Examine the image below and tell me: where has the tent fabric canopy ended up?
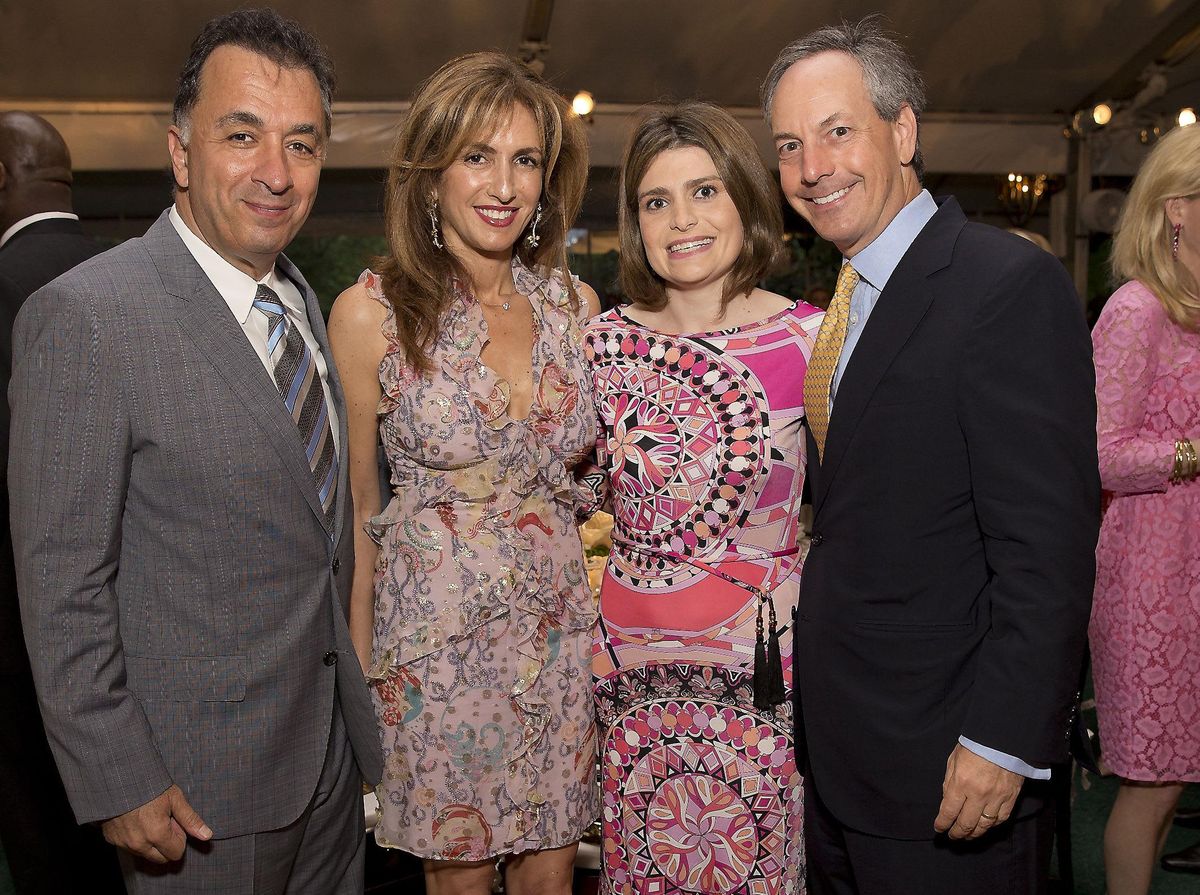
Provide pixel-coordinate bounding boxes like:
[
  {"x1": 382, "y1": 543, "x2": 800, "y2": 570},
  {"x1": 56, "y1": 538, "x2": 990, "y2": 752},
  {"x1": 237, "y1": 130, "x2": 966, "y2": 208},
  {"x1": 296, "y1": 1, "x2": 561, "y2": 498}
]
[{"x1": 2, "y1": 0, "x2": 1198, "y2": 176}]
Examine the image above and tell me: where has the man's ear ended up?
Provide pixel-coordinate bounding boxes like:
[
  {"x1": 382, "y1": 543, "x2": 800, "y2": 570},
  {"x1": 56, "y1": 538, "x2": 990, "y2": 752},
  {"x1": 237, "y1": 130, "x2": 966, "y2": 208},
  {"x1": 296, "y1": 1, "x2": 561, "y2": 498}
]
[
  {"x1": 167, "y1": 126, "x2": 189, "y2": 190},
  {"x1": 894, "y1": 103, "x2": 918, "y2": 168}
]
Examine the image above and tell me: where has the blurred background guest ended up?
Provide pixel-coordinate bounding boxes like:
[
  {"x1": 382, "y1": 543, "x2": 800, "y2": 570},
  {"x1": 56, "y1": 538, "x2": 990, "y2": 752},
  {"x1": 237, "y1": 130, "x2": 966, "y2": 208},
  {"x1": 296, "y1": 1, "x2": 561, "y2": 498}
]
[
  {"x1": 329, "y1": 51, "x2": 599, "y2": 895},
  {"x1": 584, "y1": 101, "x2": 822, "y2": 895},
  {"x1": 1006, "y1": 226, "x2": 1054, "y2": 254},
  {"x1": 1090, "y1": 122, "x2": 1200, "y2": 895},
  {"x1": 0, "y1": 110, "x2": 122, "y2": 895}
]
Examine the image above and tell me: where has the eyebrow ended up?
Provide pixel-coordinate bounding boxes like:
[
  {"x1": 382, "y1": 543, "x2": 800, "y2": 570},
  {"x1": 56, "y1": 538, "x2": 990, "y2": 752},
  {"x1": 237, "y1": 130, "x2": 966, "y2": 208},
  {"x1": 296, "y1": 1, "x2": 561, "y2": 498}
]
[
  {"x1": 216, "y1": 111, "x2": 264, "y2": 130},
  {"x1": 462, "y1": 142, "x2": 543, "y2": 156},
  {"x1": 290, "y1": 123, "x2": 323, "y2": 141},
  {"x1": 216, "y1": 112, "x2": 324, "y2": 141},
  {"x1": 773, "y1": 111, "x2": 848, "y2": 142},
  {"x1": 637, "y1": 174, "x2": 722, "y2": 201}
]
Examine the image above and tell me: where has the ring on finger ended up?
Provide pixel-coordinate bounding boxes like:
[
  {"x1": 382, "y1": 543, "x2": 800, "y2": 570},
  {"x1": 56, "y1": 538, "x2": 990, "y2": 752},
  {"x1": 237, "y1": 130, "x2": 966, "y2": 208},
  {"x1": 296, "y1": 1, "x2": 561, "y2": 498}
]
[{"x1": 979, "y1": 812, "x2": 997, "y2": 821}]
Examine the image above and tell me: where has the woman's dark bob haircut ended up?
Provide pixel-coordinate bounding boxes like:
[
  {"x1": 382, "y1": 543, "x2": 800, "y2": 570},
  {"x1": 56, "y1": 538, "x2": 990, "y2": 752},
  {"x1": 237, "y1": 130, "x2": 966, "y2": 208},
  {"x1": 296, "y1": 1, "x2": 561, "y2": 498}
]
[{"x1": 618, "y1": 101, "x2": 784, "y2": 311}]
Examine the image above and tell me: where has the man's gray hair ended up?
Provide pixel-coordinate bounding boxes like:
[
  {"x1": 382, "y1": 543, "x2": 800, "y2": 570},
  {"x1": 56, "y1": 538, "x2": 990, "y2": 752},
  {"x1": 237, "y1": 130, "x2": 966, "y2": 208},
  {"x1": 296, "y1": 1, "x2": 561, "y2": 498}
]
[{"x1": 761, "y1": 16, "x2": 926, "y2": 179}]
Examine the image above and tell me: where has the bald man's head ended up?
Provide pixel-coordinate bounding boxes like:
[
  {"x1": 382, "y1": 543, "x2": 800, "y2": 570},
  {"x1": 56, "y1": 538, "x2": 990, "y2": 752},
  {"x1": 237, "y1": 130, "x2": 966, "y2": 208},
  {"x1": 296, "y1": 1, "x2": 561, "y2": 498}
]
[{"x1": 0, "y1": 111, "x2": 76, "y2": 234}]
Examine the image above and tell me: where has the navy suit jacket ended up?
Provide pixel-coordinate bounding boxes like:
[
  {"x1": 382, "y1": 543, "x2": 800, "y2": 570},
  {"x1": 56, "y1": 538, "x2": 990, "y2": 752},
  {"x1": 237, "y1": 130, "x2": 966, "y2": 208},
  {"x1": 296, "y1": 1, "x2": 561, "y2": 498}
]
[{"x1": 794, "y1": 197, "x2": 1100, "y2": 839}]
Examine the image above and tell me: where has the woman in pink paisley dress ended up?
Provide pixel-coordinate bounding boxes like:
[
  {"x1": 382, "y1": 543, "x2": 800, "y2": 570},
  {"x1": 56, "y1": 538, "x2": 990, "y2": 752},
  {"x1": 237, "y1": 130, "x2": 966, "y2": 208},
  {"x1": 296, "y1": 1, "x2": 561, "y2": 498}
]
[
  {"x1": 1089, "y1": 123, "x2": 1200, "y2": 895},
  {"x1": 586, "y1": 102, "x2": 822, "y2": 895},
  {"x1": 329, "y1": 53, "x2": 600, "y2": 895}
]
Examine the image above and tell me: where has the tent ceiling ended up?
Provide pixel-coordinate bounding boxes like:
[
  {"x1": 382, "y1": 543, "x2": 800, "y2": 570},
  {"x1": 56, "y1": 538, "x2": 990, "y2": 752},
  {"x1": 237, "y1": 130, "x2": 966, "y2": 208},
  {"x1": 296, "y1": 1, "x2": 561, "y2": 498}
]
[{"x1": 2, "y1": 0, "x2": 1199, "y2": 175}]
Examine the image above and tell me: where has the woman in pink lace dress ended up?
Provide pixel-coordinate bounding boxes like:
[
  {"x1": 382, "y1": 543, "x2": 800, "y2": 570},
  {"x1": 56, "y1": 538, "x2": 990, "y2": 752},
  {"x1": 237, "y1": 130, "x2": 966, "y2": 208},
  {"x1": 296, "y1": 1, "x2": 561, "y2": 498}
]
[
  {"x1": 1090, "y1": 123, "x2": 1200, "y2": 895},
  {"x1": 329, "y1": 54, "x2": 600, "y2": 895}
]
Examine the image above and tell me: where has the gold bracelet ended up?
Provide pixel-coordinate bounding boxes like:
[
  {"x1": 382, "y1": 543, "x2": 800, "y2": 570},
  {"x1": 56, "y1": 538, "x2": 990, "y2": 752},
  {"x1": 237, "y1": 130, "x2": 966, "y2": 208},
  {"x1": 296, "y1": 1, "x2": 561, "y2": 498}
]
[
  {"x1": 1171, "y1": 440, "x2": 1188, "y2": 484},
  {"x1": 1171, "y1": 439, "x2": 1198, "y2": 483}
]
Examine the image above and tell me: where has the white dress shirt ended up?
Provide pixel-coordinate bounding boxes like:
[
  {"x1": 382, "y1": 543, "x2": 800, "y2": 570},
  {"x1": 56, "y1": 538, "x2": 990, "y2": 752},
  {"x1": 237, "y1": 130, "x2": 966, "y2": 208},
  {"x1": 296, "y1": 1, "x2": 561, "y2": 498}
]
[
  {"x1": 169, "y1": 206, "x2": 339, "y2": 454},
  {"x1": 0, "y1": 211, "x2": 80, "y2": 249}
]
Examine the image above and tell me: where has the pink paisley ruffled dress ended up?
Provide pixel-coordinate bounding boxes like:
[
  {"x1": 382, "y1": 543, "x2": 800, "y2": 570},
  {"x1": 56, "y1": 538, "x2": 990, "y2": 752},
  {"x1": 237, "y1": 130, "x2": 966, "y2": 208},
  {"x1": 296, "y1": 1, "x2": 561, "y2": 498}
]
[
  {"x1": 585, "y1": 301, "x2": 823, "y2": 895},
  {"x1": 1090, "y1": 279, "x2": 1200, "y2": 782},
  {"x1": 361, "y1": 259, "x2": 600, "y2": 860}
]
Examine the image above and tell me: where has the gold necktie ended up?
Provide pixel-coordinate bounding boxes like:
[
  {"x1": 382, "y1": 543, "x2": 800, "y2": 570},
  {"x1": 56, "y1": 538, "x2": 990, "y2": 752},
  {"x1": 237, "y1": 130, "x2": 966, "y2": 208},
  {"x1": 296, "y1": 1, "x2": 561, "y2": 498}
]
[{"x1": 804, "y1": 261, "x2": 860, "y2": 459}]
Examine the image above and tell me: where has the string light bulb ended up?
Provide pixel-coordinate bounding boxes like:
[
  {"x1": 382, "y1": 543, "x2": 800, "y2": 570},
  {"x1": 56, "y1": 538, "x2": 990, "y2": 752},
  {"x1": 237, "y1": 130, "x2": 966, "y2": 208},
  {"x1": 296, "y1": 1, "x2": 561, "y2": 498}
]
[
  {"x1": 572, "y1": 90, "x2": 595, "y2": 118},
  {"x1": 1092, "y1": 103, "x2": 1113, "y2": 126},
  {"x1": 1178, "y1": 107, "x2": 1197, "y2": 127}
]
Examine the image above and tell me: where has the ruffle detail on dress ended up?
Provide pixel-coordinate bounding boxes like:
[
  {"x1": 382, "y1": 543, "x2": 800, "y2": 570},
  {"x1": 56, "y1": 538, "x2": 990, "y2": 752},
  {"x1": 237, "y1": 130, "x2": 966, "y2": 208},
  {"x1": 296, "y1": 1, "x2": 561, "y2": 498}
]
[
  {"x1": 364, "y1": 444, "x2": 596, "y2": 681},
  {"x1": 358, "y1": 269, "x2": 418, "y2": 419}
]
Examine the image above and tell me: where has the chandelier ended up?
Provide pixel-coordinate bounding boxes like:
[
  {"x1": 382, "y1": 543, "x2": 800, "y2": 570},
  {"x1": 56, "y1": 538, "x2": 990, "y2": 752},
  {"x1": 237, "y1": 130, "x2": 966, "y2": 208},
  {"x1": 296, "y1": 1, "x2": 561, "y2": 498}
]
[{"x1": 998, "y1": 173, "x2": 1049, "y2": 226}]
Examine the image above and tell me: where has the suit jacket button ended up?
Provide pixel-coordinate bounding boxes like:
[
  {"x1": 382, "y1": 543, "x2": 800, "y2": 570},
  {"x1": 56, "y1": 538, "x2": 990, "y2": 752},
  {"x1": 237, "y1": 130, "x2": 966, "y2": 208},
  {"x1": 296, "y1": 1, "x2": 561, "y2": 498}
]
[
  {"x1": 332, "y1": 557, "x2": 341, "y2": 574},
  {"x1": 323, "y1": 650, "x2": 338, "y2": 666},
  {"x1": 810, "y1": 533, "x2": 824, "y2": 547}
]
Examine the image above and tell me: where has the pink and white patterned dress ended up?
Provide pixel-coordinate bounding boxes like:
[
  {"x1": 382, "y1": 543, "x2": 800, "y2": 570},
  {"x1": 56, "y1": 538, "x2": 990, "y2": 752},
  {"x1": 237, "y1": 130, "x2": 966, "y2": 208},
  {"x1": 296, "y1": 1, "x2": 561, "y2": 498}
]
[
  {"x1": 362, "y1": 259, "x2": 601, "y2": 859},
  {"x1": 1090, "y1": 279, "x2": 1200, "y2": 782},
  {"x1": 585, "y1": 301, "x2": 822, "y2": 895}
]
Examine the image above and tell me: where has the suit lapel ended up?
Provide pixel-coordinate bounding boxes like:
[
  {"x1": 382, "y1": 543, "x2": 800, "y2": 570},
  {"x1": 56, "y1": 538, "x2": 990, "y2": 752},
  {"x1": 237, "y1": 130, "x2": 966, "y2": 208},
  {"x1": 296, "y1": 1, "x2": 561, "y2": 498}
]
[
  {"x1": 814, "y1": 198, "x2": 966, "y2": 512},
  {"x1": 144, "y1": 213, "x2": 330, "y2": 532}
]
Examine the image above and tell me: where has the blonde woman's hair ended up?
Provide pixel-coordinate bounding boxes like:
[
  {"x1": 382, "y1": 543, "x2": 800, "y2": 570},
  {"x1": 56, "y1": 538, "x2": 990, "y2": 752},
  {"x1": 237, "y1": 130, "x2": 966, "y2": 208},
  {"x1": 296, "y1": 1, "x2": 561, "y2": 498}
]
[
  {"x1": 375, "y1": 51, "x2": 588, "y2": 372},
  {"x1": 1111, "y1": 124, "x2": 1200, "y2": 329}
]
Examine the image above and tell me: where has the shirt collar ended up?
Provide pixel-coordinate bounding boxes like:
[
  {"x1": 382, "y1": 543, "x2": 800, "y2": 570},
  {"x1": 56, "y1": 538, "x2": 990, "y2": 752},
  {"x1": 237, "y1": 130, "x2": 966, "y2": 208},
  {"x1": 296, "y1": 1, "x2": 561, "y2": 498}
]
[
  {"x1": 0, "y1": 212, "x2": 80, "y2": 250},
  {"x1": 169, "y1": 205, "x2": 284, "y2": 323},
  {"x1": 846, "y1": 190, "x2": 937, "y2": 291}
]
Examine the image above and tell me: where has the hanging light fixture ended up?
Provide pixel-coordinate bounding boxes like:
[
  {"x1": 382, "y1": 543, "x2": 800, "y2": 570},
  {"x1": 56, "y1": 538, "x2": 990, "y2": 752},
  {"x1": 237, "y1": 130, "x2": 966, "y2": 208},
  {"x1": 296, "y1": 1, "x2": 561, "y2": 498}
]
[
  {"x1": 572, "y1": 90, "x2": 595, "y2": 120},
  {"x1": 998, "y1": 173, "x2": 1050, "y2": 226}
]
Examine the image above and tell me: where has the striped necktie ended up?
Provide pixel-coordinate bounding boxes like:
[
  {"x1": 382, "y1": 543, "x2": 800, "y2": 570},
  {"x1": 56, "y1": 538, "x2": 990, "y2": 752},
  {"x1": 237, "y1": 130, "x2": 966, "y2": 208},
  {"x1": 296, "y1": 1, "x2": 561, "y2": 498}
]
[
  {"x1": 803, "y1": 261, "x2": 860, "y2": 460},
  {"x1": 252, "y1": 284, "x2": 338, "y2": 524}
]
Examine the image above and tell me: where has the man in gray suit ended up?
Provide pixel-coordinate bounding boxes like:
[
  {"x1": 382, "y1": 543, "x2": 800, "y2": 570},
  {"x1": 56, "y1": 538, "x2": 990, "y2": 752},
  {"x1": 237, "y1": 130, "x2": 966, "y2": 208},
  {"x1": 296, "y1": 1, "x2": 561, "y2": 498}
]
[{"x1": 8, "y1": 9, "x2": 382, "y2": 893}]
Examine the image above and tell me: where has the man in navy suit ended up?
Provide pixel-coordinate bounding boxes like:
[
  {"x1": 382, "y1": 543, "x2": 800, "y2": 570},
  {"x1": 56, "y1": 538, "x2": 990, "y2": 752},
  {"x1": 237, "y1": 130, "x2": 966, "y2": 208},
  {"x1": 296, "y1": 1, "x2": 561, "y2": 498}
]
[
  {"x1": 0, "y1": 110, "x2": 123, "y2": 895},
  {"x1": 762, "y1": 19, "x2": 1099, "y2": 894}
]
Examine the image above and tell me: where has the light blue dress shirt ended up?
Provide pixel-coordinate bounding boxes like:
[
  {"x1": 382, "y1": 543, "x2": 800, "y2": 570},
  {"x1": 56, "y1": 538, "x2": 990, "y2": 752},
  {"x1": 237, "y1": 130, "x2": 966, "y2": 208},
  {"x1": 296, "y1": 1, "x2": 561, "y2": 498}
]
[{"x1": 831, "y1": 189, "x2": 1050, "y2": 781}]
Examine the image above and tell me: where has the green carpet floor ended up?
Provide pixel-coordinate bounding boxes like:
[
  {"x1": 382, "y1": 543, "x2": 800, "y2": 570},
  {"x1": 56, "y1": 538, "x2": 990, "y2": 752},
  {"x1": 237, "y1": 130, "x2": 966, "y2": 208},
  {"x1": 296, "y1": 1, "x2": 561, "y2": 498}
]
[{"x1": 1066, "y1": 772, "x2": 1200, "y2": 894}]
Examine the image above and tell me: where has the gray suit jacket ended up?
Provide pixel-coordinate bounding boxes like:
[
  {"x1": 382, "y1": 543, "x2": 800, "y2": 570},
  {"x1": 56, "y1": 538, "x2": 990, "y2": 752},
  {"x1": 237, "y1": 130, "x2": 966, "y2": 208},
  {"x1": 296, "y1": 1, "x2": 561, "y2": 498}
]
[{"x1": 8, "y1": 211, "x2": 383, "y2": 836}]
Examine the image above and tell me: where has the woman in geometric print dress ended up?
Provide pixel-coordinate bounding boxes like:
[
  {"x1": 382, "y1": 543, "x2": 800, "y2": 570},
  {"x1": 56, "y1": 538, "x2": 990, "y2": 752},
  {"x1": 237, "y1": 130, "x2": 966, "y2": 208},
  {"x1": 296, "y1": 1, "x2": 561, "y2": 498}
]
[
  {"x1": 329, "y1": 52, "x2": 600, "y2": 895},
  {"x1": 585, "y1": 102, "x2": 823, "y2": 895}
]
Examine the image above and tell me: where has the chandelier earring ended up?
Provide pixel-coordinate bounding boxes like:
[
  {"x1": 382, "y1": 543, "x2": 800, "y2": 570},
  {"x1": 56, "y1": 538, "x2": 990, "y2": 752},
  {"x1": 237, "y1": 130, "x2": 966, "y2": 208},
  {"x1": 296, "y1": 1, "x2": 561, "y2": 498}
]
[
  {"x1": 525, "y1": 202, "x2": 543, "y2": 250},
  {"x1": 429, "y1": 198, "x2": 444, "y2": 250},
  {"x1": 1173, "y1": 222, "x2": 1182, "y2": 261}
]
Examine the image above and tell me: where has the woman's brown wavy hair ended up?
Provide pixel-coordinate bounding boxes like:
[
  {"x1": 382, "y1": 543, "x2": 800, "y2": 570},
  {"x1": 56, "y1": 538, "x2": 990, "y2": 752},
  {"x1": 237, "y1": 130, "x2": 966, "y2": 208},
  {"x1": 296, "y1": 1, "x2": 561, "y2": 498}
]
[{"x1": 375, "y1": 51, "x2": 589, "y2": 371}]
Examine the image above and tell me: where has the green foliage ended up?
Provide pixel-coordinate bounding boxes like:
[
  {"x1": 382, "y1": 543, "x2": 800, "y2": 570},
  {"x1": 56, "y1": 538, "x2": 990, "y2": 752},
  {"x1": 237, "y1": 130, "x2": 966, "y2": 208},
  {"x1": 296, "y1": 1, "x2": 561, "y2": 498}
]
[
  {"x1": 763, "y1": 233, "x2": 842, "y2": 301},
  {"x1": 569, "y1": 249, "x2": 623, "y2": 306},
  {"x1": 284, "y1": 234, "x2": 389, "y2": 318},
  {"x1": 1085, "y1": 236, "x2": 1114, "y2": 327}
]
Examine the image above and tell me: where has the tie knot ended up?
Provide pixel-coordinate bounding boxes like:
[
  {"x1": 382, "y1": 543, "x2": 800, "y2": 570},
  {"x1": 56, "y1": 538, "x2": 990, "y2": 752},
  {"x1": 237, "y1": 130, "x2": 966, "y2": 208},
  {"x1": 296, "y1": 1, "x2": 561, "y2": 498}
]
[
  {"x1": 252, "y1": 283, "x2": 285, "y2": 318},
  {"x1": 835, "y1": 261, "x2": 860, "y2": 300}
]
